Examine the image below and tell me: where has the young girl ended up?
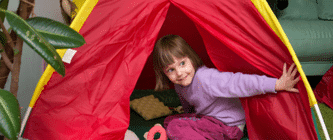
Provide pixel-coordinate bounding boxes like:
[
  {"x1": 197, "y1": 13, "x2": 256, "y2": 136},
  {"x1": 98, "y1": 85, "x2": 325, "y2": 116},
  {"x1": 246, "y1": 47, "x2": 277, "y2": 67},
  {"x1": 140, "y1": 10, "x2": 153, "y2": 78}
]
[{"x1": 152, "y1": 35, "x2": 300, "y2": 140}]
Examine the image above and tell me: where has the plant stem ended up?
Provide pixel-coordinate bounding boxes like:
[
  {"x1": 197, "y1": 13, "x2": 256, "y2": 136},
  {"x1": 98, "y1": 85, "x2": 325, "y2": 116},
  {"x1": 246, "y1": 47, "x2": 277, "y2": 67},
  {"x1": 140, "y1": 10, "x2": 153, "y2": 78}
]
[
  {"x1": 0, "y1": 43, "x2": 13, "y2": 71},
  {"x1": 0, "y1": 36, "x2": 14, "y2": 89},
  {"x1": 0, "y1": 18, "x2": 14, "y2": 71},
  {"x1": 9, "y1": 38, "x2": 23, "y2": 97},
  {"x1": 8, "y1": 0, "x2": 35, "y2": 97},
  {"x1": 0, "y1": 19, "x2": 16, "y2": 50}
]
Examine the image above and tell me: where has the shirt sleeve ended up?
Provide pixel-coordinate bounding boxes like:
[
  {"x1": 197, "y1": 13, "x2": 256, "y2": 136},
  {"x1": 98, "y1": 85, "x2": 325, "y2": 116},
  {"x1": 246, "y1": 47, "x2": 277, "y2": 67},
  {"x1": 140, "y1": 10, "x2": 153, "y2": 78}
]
[{"x1": 197, "y1": 68, "x2": 277, "y2": 98}]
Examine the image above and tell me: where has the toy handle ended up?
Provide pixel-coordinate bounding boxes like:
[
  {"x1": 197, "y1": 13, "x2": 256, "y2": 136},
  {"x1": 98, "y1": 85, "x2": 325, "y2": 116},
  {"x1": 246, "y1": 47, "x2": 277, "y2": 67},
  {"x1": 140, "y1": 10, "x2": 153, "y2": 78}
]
[{"x1": 147, "y1": 125, "x2": 167, "y2": 140}]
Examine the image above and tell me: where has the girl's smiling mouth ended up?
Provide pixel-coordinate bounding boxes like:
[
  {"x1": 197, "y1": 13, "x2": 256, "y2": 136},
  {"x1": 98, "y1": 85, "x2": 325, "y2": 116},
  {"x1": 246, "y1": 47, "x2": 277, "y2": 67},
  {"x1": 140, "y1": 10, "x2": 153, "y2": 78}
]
[{"x1": 177, "y1": 75, "x2": 187, "y2": 82}]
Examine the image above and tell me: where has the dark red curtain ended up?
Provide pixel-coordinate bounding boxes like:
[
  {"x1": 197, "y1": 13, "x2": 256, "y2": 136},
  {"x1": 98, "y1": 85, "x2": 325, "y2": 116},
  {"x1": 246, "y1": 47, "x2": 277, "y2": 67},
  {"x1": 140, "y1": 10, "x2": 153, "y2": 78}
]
[{"x1": 24, "y1": 0, "x2": 318, "y2": 139}]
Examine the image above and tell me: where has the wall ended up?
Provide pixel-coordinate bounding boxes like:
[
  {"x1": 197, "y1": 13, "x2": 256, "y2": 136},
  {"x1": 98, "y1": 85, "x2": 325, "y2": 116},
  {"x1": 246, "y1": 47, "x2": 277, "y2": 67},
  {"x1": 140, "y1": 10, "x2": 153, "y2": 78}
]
[{"x1": 4, "y1": 0, "x2": 65, "y2": 118}]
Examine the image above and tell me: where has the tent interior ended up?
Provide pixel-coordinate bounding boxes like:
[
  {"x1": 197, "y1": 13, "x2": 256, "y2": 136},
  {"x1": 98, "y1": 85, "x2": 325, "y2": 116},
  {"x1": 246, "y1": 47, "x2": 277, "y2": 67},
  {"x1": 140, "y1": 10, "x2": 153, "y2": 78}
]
[
  {"x1": 130, "y1": 4, "x2": 217, "y2": 139},
  {"x1": 135, "y1": 4, "x2": 265, "y2": 90},
  {"x1": 135, "y1": 4, "x2": 214, "y2": 90},
  {"x1": 132, "y1": 3, "x2": 270, "y2": 140}
]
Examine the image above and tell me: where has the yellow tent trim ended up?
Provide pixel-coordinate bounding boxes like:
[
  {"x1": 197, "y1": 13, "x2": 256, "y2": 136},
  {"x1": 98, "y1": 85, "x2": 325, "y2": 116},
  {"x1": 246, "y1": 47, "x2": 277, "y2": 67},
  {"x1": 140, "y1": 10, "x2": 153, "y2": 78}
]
[
  {"x1": 251, "y1": 0, "x2": 318, "y2": 107},
  {"x1": 72, "y1": 0, "x2": 87, "y2": 18},
  {"x1": 28, "y1": 0, "x2": 99, "y2": 108}
]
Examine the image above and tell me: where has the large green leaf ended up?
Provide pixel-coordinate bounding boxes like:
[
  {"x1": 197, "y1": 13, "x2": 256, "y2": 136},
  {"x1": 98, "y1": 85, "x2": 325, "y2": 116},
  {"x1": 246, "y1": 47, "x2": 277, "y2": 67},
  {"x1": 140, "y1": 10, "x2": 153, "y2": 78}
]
[
  {"x1": 0, "y1": 0, "x2": 9, "y2": 23},
  {"x1": 26, "y1": 17, "x2": 85, "y2": 49},
  {"x1": 0, "y1": 89, "x2": 21, "y2": 140},
  {"x1": 4, "y1": 10, "x2": 65, "y2": 76}
]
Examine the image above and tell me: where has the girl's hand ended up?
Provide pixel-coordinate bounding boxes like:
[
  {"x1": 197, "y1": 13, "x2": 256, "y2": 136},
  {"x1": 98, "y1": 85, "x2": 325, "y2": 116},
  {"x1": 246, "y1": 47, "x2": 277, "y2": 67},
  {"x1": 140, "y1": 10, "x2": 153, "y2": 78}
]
[{"x1": 275, "y1": 63, "x2": 300, "y2": 92}]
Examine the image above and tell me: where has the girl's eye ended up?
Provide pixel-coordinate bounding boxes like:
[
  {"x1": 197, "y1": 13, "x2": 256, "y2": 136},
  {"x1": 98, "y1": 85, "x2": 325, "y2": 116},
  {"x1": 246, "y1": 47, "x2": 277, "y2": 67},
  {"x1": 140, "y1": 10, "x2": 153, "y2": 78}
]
[
  {"x1": 180, "y1": 61, "x2": 185, "y2": 66},
  {"x1": 167, "y1": 68, "x2": 174, "y2": 73}
]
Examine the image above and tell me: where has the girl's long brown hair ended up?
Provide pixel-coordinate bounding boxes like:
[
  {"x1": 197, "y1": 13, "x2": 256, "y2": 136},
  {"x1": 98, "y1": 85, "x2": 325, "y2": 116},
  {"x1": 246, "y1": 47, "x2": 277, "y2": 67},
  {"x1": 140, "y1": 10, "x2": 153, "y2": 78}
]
[{"x1": 153, "y1": 35, "x2": 204, "y2": 91}]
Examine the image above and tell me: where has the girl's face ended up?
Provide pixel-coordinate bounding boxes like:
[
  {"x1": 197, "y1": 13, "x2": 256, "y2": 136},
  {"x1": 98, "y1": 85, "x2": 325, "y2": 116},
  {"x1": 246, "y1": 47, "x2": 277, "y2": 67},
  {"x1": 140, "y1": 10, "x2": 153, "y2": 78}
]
[{"x1": 164, "y1": 56, "x2": 195, "y2": 86}]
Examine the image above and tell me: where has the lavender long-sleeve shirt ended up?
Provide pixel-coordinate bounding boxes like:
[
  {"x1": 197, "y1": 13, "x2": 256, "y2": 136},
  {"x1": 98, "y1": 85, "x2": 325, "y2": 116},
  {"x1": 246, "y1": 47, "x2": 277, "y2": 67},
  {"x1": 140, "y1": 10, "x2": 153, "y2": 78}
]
[{"x1": 174, "y1": 66, "x2": 277, "y2": 126}]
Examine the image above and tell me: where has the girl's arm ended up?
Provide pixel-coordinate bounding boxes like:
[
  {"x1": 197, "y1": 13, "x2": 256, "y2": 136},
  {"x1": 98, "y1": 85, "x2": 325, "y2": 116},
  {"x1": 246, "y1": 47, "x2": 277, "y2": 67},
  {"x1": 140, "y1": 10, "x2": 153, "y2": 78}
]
[
  {"x1": 199, "y1": 69, "x2": 276, "y2": 98},
  {"x1": 197, "y1": 64, "x2": 299, "y2": 98}
]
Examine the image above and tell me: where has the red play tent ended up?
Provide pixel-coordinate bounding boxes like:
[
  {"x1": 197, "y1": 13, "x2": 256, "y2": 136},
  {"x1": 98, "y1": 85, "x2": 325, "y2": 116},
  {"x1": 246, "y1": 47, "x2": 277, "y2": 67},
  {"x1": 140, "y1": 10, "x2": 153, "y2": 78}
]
[{"x1": 22, "y1": 0, "x2": 320, "y2": 139}]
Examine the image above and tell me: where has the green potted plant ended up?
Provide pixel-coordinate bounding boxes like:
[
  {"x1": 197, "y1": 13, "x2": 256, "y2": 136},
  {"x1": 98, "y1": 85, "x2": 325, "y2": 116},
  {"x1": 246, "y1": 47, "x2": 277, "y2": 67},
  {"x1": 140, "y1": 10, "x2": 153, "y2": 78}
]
[{"x1": 0, "y1": 0, "x2": 85, "y2": 139}]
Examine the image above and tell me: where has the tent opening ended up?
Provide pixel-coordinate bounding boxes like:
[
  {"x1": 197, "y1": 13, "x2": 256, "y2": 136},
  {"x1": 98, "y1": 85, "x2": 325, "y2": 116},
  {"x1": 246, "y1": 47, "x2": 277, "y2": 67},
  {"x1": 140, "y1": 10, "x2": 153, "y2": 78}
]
[
  {"x1": 134, "y1": 4, "x2": 215, "y2": 90},
  {"x1": 135, "y1": 3, "x2": 268, "y2": 90}
]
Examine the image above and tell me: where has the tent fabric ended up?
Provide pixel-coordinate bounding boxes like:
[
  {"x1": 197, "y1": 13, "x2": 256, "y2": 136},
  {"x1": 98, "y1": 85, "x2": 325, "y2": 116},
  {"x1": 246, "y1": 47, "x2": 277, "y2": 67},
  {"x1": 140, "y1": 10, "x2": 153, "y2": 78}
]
[
  {"x1": 23, "y1": 0, "x2": 318, "y2": 139},
  {"x1": 314, "y1": 66, "x2": 333, "y2": 109}
]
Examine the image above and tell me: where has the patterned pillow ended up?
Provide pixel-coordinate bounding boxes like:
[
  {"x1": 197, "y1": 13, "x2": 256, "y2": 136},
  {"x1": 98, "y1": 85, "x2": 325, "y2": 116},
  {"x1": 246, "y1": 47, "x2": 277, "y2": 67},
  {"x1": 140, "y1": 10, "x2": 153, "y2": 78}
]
[
  {"x1": 317, "y1": 0, "x2": 333, "y2": 20},
  {"x1": 130, "y1": 95, "x2": 172, "y2": 120}
]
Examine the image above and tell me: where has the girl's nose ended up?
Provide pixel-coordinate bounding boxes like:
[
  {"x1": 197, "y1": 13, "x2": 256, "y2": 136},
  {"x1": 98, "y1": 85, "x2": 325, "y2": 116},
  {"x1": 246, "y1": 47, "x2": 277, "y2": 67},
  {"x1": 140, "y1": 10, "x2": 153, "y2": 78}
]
[{"x1": 175, "y1": 68, "x2": 182, "y2": 76}]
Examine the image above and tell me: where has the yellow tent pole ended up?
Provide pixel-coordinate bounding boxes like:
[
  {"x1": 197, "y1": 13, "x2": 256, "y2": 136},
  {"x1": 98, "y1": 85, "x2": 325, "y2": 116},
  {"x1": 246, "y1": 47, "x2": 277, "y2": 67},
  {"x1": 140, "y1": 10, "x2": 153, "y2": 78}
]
[
  {"x1": 19, "y1": 0, "x2": 99, "y2": 137},
  {"x1": 251, "y1": 0, "x2": 330, "y2": 139}
]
